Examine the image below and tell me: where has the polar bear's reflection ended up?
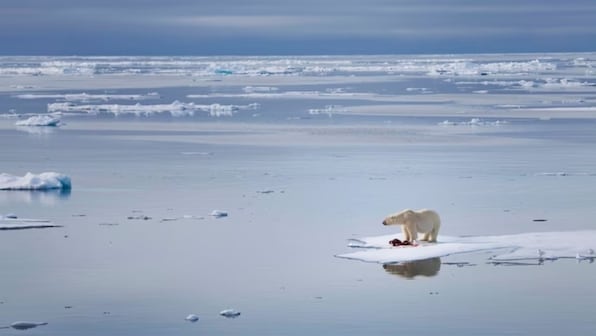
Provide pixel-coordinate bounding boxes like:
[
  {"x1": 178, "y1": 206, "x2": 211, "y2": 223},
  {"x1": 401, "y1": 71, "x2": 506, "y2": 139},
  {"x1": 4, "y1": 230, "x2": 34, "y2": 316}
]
[{"x1": 382, "y1": 258, "x2": 441, "y2": 279}]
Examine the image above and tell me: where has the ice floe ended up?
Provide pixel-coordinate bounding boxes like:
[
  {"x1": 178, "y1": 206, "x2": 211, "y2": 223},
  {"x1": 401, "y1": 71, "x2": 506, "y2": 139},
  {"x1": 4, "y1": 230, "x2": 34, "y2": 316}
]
[
  {"x1": 336, "y1": 231, "x2": 596, "y2": 264},
  {"x1": 219, "y1": 309, "x2": 241, "y2": 318},
  {"x1": 535, "y1": 172, "x2": 595, "y2": 177},
  {"x1": 211, "y1": 210, "x2": 228, "y2": 218},
  {"x1": 16, "y1": 92, "x2": 160, "y2": 102},
  {"x1": 160, "y1": 215, "x2": 204, "y2": 222},
  {"x1": 438, "y1": 118, "x2": 508, "y2": 126},
  {"x1": 2, "y1": 321, "x2": 48, "y2": 330},
  {"x1": 185, "y1": 314, "x2": 199, "y2": 322},
  {"x1": 243, "y1": 86, "x2": 279, "y2": 93},
  {"x1": 308, "y1": 105, "x2": 348, "y2": 116},
  {"x1": 47, "y1": 101, "x2": 259, "y2": 117},
  {"x1": 0, "y1": 172, "x2": 72, "y2": 190},
  {"x1": 15, "y1": 115, "x2": 61, "y2": 127},
  {"x1": 0, "y1": 214, "x2": 60, "y2": 230}
]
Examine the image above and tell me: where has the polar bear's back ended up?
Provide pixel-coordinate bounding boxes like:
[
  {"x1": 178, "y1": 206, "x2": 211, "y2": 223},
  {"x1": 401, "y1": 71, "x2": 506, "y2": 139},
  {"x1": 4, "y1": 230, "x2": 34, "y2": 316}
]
[{"x1": 414, "y1": 209, "x2": 441, "y2": 233}]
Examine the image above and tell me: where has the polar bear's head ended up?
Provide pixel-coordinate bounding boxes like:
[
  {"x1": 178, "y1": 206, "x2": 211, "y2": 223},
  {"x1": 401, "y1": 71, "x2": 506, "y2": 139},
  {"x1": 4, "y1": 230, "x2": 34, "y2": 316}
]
[{"x1": 382, "y1": 209, "x2": 414, "y2": 226}]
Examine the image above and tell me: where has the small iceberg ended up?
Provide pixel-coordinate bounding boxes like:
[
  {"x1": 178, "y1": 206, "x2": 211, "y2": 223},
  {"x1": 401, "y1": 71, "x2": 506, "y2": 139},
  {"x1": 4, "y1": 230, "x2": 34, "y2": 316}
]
[
  {"x1": 15, "y1": 115, "x2": 61, "y2": 127},
  {"x1": 219, "y1": 309, "x2": 241, "y2": 318},
  {"x1": 185, "y1": 314, "x2": 199, "y2": 322},
  {"x1": 0, "y1": 172, "x2": 72, "y2": 190},
  {"x1": 211, "y1": 210, "x2": 228, "y2": 218}
]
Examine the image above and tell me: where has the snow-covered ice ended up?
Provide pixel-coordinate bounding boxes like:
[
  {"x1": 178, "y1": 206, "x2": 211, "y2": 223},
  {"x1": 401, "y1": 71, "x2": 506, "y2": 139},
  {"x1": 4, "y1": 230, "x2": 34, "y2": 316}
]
[
  {"x1": 336, "y1": 231, "x2": 596, "y2": 264},
  {"x1": 185, "y1": 314, "x2": 199, "y2": 322},
  {"x1": 16, "y1": 92, "x2": 159, "y2": 102},
  {"x1": 47, "y1": 101, "x2": 259, "y2": 117},
  {"x1": 15, "y1": 115, "x2": 61, "y2": 127},
  {"x1": 0, "y1": 172, "x2": 72, "y2": 190},
  {"x1": 211, "y1": 210, "x2": 228, "y2": 218},
  {"x1": 0, "y1": 214, "x2": 59, "y2": 230},
  {"x1": 438, "y1": 118, "x2": 508, "y2": 126}
]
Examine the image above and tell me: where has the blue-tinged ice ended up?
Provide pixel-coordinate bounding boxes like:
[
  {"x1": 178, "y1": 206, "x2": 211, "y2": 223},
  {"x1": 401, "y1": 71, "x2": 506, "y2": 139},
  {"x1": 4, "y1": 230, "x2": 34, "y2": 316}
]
[{"x1": 0, "y1": 172, "x2": 72, "y2": 190}]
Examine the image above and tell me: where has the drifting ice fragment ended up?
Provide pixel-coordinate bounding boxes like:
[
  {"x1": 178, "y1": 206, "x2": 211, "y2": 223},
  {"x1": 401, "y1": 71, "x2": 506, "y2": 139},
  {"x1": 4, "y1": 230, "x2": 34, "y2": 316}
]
[
  {"x1": 185, "y1": 314, "x2": 199, "y2": 322},
  {"x1": 211, "y1": 210, "x2": 228, "y2": 218},
  {"x1": 9, "y1": 321, "x2": 48, "y2": 330},
  {"x1": 219, "y1": 309, "x2": 241, "y2": 318},
  {"x1": 0, "y1": 172, "x2": 71, "y2": 190},
  {"x1": 15, "y1": 115, "x2": 61, "y2": 127}
]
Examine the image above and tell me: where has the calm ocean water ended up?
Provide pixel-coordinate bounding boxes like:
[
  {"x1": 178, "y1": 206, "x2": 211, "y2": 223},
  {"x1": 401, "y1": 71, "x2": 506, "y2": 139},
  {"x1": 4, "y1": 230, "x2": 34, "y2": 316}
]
[{"x1": 1, "y1": 54, "x2": 596, "y2": 335}]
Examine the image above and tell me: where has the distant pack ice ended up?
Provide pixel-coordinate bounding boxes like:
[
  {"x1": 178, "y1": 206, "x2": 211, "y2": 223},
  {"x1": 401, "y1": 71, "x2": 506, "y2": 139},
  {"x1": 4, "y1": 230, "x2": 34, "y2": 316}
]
[{"x1": 0, "y1": 172, "x2": 72, "y2": 190}]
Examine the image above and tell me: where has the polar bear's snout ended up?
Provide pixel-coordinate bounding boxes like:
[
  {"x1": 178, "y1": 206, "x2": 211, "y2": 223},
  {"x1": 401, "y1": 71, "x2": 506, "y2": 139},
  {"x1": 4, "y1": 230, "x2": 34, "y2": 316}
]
[{"x1": 382, "y1": 219, "x2": 388, "y2": 225}]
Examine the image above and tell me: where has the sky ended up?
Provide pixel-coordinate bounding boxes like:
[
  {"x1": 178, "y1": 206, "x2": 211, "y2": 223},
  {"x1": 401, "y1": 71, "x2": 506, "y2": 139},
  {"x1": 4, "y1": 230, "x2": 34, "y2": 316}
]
[{"x1": 1, "y1": 0, "x2": 595, "y2": 55}]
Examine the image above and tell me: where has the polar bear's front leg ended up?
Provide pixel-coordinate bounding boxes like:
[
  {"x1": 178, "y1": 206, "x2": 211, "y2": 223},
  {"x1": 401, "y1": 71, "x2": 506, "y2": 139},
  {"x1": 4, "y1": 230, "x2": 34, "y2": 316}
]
[
  {"x1": 404, "y1": 223, "x2": 417, "y2": 242},
  {"x1": 401, "y1": 225, "x2": 411, "y2": 241}
]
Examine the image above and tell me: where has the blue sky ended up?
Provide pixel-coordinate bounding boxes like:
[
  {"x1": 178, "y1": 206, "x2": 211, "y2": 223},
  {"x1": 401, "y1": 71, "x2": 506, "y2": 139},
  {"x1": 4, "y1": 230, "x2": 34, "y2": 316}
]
[{"x1": 1, "y1": 0, "x2": 595, "y2": 55}]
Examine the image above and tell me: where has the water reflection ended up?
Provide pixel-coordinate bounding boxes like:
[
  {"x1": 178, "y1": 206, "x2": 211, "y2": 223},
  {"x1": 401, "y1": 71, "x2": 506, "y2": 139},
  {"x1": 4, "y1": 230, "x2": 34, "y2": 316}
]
[
  {"x1": 15, "y1": 125, "x2": 57, "y2": 135},
  {"x1": 382, "y1": 257, "x2": 441, "y2": 279},
  {"x1": 0, "y1": 189, "x2": 71, "y2": 205}
]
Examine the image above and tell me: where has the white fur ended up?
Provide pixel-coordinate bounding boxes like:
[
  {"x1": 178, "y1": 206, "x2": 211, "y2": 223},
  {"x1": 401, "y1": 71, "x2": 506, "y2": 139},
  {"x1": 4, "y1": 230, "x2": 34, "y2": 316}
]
[{"x1": 383, "y1": 209, "x2": 441, "y2": 242}]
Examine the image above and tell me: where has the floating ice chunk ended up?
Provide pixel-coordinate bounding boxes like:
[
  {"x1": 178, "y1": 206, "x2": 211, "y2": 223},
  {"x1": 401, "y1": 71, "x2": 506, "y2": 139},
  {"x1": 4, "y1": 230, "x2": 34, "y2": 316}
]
[
  {"x1": 8, "y1": 321, "x2": 48, "y2": 330},
  {"x1": 406, "y1": 87, "x2": 431, "y2": 93},
  {"x1": 15, "y1": 92, "x2": 160, "y2": 102},
  {"x1": 536, "y1": 172, "x2": 568, "y2": 176},
  {"x1": 0, "y1": 172, "x2": 72, "y2": 190},
  {"x1": 15, "y1": 115, "x2": 61, "y2": 127},
  {"x1": 219, "y1": 309, "x2": 241, "y2": 318},
  {"x1": 185, "y1": 314, "x2": 199, "y2": 322},
  {"x1": 0, "y1": 218, "x2": 60, "y2": 230},
  {"x1": 1, "y1": 213, "x2": 58, "y2": 230},
  {"x1": 308, "y1": 105, "x2": 347, "y2": 116},
  {"x1": 47, "y1": 101, "x2": 259, "y2": 118},
  {"x1": 211, "y1": 210, "x2": 228, "y2": 218},
  {"x1": 243, "y1": 86, "x2": 279, "y2": 93},
  {"x1": 180, "y1": 152, "x2": 213, "y2": 156},
  {"x1": 337, "y1": 231, "x2": 596, "y2": 264},
  {"x1": 542, "y1": 78, "x2": 594, "y2": 89},
  {"x1": 160, "y1": 215, "x2": 204, "y2": 222},
  {"x1": 438, "y1": 118, "x2": 508, "y2": 126},
  {"x1": 535, "y1": 172, "x2": 595, "y2": 177}
]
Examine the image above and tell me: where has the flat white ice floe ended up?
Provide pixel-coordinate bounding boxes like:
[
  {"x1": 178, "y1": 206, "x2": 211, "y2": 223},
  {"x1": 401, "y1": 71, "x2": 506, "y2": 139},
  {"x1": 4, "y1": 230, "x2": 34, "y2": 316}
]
[
  {"x1": 438, "y1": 118, "x2": 508, "y2": 126},
  {"x1": 15, "y1": 115, "x2": 61, "y2": 127},
  {"x1": 219, "y1": 309, "x2": 241, "y2": 318},
  {"x1": 0, "y1": 215, "x2": 60, "y2": 230},
  {"x1": 0, "y1": 172, "x2": 71, "y2": 190},
  {"x1": 337, "y1": 231, "x2": 596, "y2": 264},
  {"x1": 47, "y1": 101, "x2": 259, "y2": 117},
  {"x1": 16, "y1": 92, "x2": 159, "y2": 102}
]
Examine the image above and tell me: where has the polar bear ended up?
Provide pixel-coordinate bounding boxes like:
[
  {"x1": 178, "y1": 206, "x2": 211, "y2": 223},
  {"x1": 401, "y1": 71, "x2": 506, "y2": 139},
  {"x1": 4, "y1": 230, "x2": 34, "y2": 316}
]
[{"x1": 382, "y1": 209, "x2": 441, "y2": 242}]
